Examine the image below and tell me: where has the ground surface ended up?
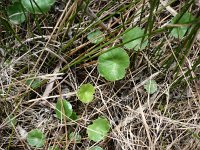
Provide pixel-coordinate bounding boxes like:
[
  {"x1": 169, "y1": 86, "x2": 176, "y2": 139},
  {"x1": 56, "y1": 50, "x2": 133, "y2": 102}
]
[{"x1": 0, "y1": 0, "x2": 200, "y2": 150}]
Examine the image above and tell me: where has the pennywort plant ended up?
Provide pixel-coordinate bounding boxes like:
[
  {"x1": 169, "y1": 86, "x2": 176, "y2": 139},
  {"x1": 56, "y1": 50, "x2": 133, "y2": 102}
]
[
  {"x1": 26, "y1": 78, "x2": 41, "y2": 89},
  {"x1": 170, "y1": 12, "x2": 195, "y2": 39},
  {"x1": 97, "y1": 48, "x2": 130, "y2": 81},
  {"x1": 7, "y1": 2, "x2": 27, "y2": 24},
  {"x1": 144, "y1": 79, "x2": 158, "y2": 94},
  {"x1": 87, "y1": 117, "x2": 110, "y2": 142},
  {"x1": 6, "y1": 115, "x2": 17, "y2": 127},
  {"x1": 55, "y1": 98, "x2": 73, "y2": 120},
  {"x1": 52, "y1": 84, "x2": 110, "y2": 145},
  {"x1": 77, "y1": 83, "x2": 95, "y2": 103},
  {"x1": 122, "y1": 27, "x2": 148, "y2": 51},
  {"x1": 21, "y1": 0, "x2": 56, "y2": 14},
  {"x1": 87, "y1": 30, "x2": 105, "y2": 44},
  {"x1": 86, "y1": 26, "x2": 148, "y2": 82},
  {"x1": 7, "y1": 0, "x2": 56, "y2": 24},
  {"x1": 27, "y1": 129, "x2": 46, "y2": 148}
]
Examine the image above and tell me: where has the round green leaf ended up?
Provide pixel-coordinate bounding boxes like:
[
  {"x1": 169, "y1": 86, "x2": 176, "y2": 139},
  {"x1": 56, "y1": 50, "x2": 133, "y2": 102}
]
[
  {"x1": 70, "y1": 112, "x2": 78, "y2": 120},
  {"x1": 88, "y1": 146, "x2": 103, "y2": 150},
  {"x1": 144, "y1": 80, "x2": 157, "y2": 94},
  {"x1": 26, "y1": 78, "x2": 41, "y2": 89},
  {"x1": 21, "y1": 0, "x2": 56, "y2": 14},
  {"x1": 6, "y1": 115, "x2": 17, "y2": 127},
  {"x1": 55, "y1": 98, "x2": 73, "y2": 120},
  {"x1": 27, "y1": 129, "x2": 45, "y2": 148},
  {"x1": 97, "y1": 48, "x2": 130, "y2": 81},
  {"x1": 122, "y1": 27, "x2": 148, "y2": 51},
  {"x1": 77, "y1": 84, "x2": 95, "y2": 103},
  {"x1": 69, "y1": 132, "x2": 81, "y2": 143},
  {"x1": 87, "y1": 117, "x2": 110, "y2": 142},
  {"x1": 7, "y1": 2, "x2": 26, "y2": 24},
  {"x1": 87, "y1": 30, "x2": 104, "y2": 44},
  {"x1": 170, "y1": 12, "x2": 194, "y2": 39}
]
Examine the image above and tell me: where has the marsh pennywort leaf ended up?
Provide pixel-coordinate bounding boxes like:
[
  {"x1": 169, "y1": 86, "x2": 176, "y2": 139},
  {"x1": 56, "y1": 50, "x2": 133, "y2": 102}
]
[
  {"x1": 70, "y1": 112, "x2": 78, "y2": 120},
  {"x1": 97, "y1": 48, "x2": 130, "y2": 81},
  {"x1": 77, "y1": 84, "x2": 95, "y2": 103},
  {"x1": 21, "y1": 0, "x2": 56, "y2": 14},
  {"x1": 69, "y1": 132, "x2": 81, "y2": 143},
  {"x1": 27, "y1": 129, "x2": 45, "y2": 148},
  {"x1": 87, "y1": 117, "x2": 110, "y2": 142},
  {"x1": 88, "y1": 146, "x2": 103, "y2": 150},
  {"x1": 6, "y1": 115, "x2": 17, "y2": 127},
  {"x1": 87, "y1": 30, "x2": 104, "y2": 44},
  {"x1": 122, "y1": 27, "x2": 148, "y2": 51},
  {"x1": 144, "y1": 79, "x2": 157, "y2": 94},
  {"x1": 170, "y1": 12, "x2": 194, "y2": 39},
  {"x1": 55, "y1": 98, "x2": 73, "y2": 120},
  {"x1": 7, "y1": 2, "x2": 26, "y2": 24},
  {"x1": 26, "y1": 78, "x2": 41, "y2": 89}
]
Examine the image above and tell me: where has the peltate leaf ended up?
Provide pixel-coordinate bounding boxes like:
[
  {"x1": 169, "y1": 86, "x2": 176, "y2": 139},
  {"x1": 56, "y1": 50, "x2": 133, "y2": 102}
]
[
  {"x1": 87, "y1": 117, "x2": 110, "y2": 142},
  {"x1": 97, "y1": 48, "x2": 130, "y2": 81},
  {"x1": 7, "y1": 2, "x2": 27, "y2": 24},
  {"x1": 144, "y1": 79, "x2": 158, "y2": 94},
  {"x1": 170, "y1": 12, "x2": 195, "y2": 39},
  {"x1": 21, "y1": 0, "x2": 56, "y2": 14},
  {"x1": 77, "y1": 84, "x2": 95, "y2": 103},
  {"x1": 55, "y1": 98, "x2": 73, "y2": 120},
  {"x1": 6, "y1": 115, "x2": 17, "y2": 127},
  {"x1": 27, "y1": 129, "x2": 45, "y2": 148},
  {"x1": 26, "y1": 78, "x2": 41, "y2": 89},
  {"x1": 87, "y1": 30, "x2": 104, "y2": 44},
  {"x1": 122, "y1": 27, "x2": 148, "y2": 51}
]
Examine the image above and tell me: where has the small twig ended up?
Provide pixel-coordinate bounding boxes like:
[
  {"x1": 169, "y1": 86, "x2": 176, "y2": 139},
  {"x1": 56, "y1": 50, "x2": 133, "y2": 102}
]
[
  {"x1": 25, "y1": 92, "x2": 76, "y2": 104},
  {"x1": 41, "y1": 61, "x2": 62, "y2": 107},
  {"x1": 86, "y1": 7, "x2": 112, "y2": 33},
  {"x1": 160, "y1": 0, "x2": 177, "y2": 16}
]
